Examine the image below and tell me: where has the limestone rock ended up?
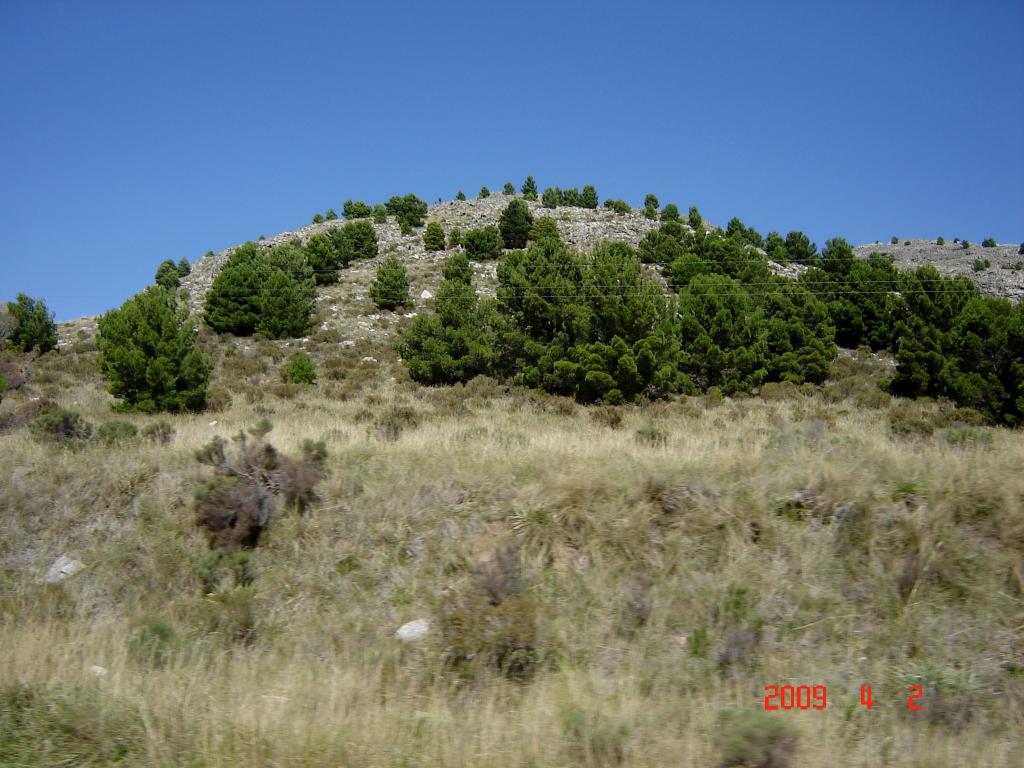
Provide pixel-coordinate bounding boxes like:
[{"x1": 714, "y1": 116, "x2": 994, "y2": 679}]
[
  {"x1": 395, "y1": 618, "x2": 430, "y2": 641},
  {"x1": 44, "y1": 555, "x2": 84, "y2": 583}
]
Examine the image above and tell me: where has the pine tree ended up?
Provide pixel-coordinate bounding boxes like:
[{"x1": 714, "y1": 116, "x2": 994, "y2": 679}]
[
  {"x1": 479, "y1": 186, "x2": 490, "y2": 199},
  {"x1": 5, "y1": 294, "x2": 57, "y2": 353},
  {"x1": 456, "y1": 190, "x2": 466, "y2": 201},
  {"x1": 97, "y1": 287, "x2": 212, "y2": 412},
  {"x1": 660, "y1": 203, "x2": 680, "y2": 222},
  {"x1": 370, "y1": 254, "x2": 411, "y2": 310},
  {"x1": 503, "y1": 181, "x2": 515, "y2": 195},
  {"x1": 541, "y1": 188, "x2": 559, "y2": 209},
  {"x1": 447, "y1": 227, "x2": 463, "y2": 248},
  {"x1": 521, "y1": 176, "x2": 538, "y2": 201},
  {"x1": 499, "y1": 199, "x2": 534, "y2": 249},
  {"x1": 423, "y1": 221, "x2": 446, "y2": 251},
  {"x1": 442, "y1": 251, "x2": 474, "y2": 284},
  {"x1": 643, "y1": 194, "x2": 659, "y2": 219},
  {"x1": 204, "y1": 242, "x2": 266, "y2": 335},
  {"x1": 155, "y1": 259, "x2": 182, "y2": 290},
  {"x1": 463, "y1": 226, "x2": 504, "y2": 260},
  {"x1": 581, "y1": 185, "x2": 598, "y2": 209}
]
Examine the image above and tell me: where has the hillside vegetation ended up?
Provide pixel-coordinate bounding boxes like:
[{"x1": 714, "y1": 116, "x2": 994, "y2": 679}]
[{"x1": 1, "y1": 185, "x2": 1022, "y2": 766}]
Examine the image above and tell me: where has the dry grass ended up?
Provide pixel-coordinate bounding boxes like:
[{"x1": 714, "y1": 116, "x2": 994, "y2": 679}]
[{"x1": 1, "y1": 367, "x2": 1023, "y2": 766}]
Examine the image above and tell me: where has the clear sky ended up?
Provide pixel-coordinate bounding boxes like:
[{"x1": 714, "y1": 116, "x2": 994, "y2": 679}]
[{"x1": 2, "y1": 0, "x2": 1022, "y2": 321}]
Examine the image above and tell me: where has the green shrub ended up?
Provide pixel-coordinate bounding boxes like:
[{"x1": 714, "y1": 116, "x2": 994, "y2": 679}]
[
  {"x1": 284, "y1": 351, "x2": 316, "y2": 385},
  {"x1": 342, "y1": 200, "x2": 372, "y2": 219},
  {"x1": 715, "y1": 710, "x2": 797, "y2": 768},
  {"x1": 97, "y1": 420, "x2": 138, "y2": 445},
  {"x1": 463, "y1": 226, "x2": 504, "y2": 260},
  {"x1": 204, "y1": 243, "x2": 265, "y2": 335},
  {"x1": 982, "y1": 237, "x2": 997, "y2": 248},
  {"x1": 456, "y1": 190, "x2": 466, "y2": 201},
  {"x1": 688, "y1": 206, "x2": 703, "y2": 231},
  {"x1": 521, "y1": 175, "x2": 538, "y2": 200},
  {"x1": 502, "y1": 181, "x2": 515, "y2": 195},
  {"x1": 528, "y1": 216, "x2": 560, "y2": 243},
  {"x1": 937, "y1": 236, "x2": 945, "y2": 245},
  {"x1": 541, "y1": 187, "x2": 559, "y2": 209},
  {"x1": 423, "y1": 221, "x2": 446, "y2": 251},
  {"x1": 478, "y1": 186, "x2": 490, "y2": 199},
  {"x1": 581, "y1": 184, "x2": 598, "y2": 209},
  {"x1": 660, "y1": 203, "x2": 680, "y2": 222},
  {"x1": 385, "y1": 193, "x2": 428, "y2": 231},
  {"x1": 369, "y1": 254, "x2": 411, "y2": 310},
  {"x1": 499, "y1": 199, "x2": 534, "y2": 249},
  {"x1": 155, "y1": 259, "x2": 188, "y2": 290},
  {"x1": 972, "y1": 258, "x2": 991, "y2": 271},
  {"x1": 643, "y1": 193, "x2": 659, "y2": 219},
  {"x1": 98, "y1": 287, "x2": 212, "y2": 412},
  {"x1": 5, "y1": 294, "x2": 57, "y2": 353},
  {"x1": 604, "y1": 199, "x2": 631, "y2": 214},
  {"x1": 325, "y1": 208, "x2": 337, "y2": 220},
  {"x1": 962, "y1": 240, "x2": 971, "y2": 250},
  {"x1": 372, "y1": 204, "x2": 387, "y2": 223},
  {"x1": 29, "y1": 409, "x2": 93, "y2": 445},
  {"x1": 1019, "y1": 242, "x2": 1024, "y2": 255},
  {"x1": 312, "y1": 212, "x2": 326, "y2": 224},
  {"x1": 891, "y1": 235, "x2": 899, "y2": 245},
  {"x1": 304, "y1": 231, "x2": 347, "y2": 285},
  {"x1": 255, "y1": 243, "x2": 317, "y2": 339},
  {"x1": 442, "y1": 251, "x2": 473, "y2": 284},
  {"x1": 447, "y1": 227, "x2": 463, "y2": 249},
  {"x1": 141, "y1": 420, "x2": 175, "y2": 445}
]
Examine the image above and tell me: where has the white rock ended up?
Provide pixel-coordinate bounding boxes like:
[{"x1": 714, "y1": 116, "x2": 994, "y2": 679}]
[
  {"x1": 44, "y1": 555, "x2": 84, "y2": 583},
  {"x1": 403, "y1": 312, "x2": 417, "y2": 318},
  {"x1": 208, "y1": 420, "x2": 218, "y2": 427},
  {"x1": 395, "y1": 618, "x2": 430, "y2": 641},
  {"x1": 89, "y1": 665, "x2": 108, "y2": 677},
  {"x1": 340, "y1": 340, "x2": 355, "y2": 348},
  {"x1": 420, "y1": 289, "x2": 433, "y2": 299},
  {"x1": 361, "y1": 356, "x2": 378, "y2": 364}
]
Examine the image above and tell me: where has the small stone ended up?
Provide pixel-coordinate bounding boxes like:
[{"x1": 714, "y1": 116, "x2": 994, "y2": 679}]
[
  {"x1": 420, "y1": 289, "x2": 433, "y2": 299},
  {"x1": 208, "y1": 420, "x2": 218, "y2": 427},
  {"x1": 361, "y1": 356, "x2": 378, "y2": 364},
  {"x1": 44, "y1": 555, "x2": 84, "y2": 583},
  {"x1": 89, "y1": 665, "x2": 108, "y2": 677},
  {"x1": 395, "y1": 618, "x2": 430, "y2": 641},
  {"x1": 341, "y1": 340, "x2": 355, "y2": 348}
]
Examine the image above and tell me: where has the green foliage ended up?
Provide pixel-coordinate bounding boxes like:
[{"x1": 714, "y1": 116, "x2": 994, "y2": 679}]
[
  {"x1": 154, "y1": 259, "x2": 189, "y2": 290},
  {"x1": 29, "y1": 409, "x2": 93, "y2": 445},
  {"x1": 982, "y1": 237, "x2": 997, "y2": 248},
  {"x1": 5, "y1": 294, "x2": 57, "y2": 354},
  {"x1": 478, "y1": 186, "x2": 490, "y2": 199},
  {"x1": 342, "y1": 200, "x2": 372, "y2": 219},
  {"x1": 97, "y1": 420, "x2": 138, "y2": 445},
  {"x1": 541, "y1": 187, "x2": 559, "y2": 209},
  {"x1": 521, "y1": 175, "x2": 538, "y2": 200},
  {"x1": 715, "y1": 710, "x2": 797, "y2": 768},
  {"x1": 447, "y1": 227, "x2": 462, "y2": 248},
  {"x1": 311, "y1": 212, "x2": 324, "y2": 224},
  {"x1": 937, "y1": 236, "x2": 945, "y2": 245},
  {"x1": 962, "y1": 240, "x2": 971, "y2": 250},
  {"x1": 1019, "y1": 242, "x2": 1024, "y2": 255},
  {"x1": 725, "y1": 217, "x2": 764, "y2": 249},
  {"x1": 499, "y1": 199, "x2": 534, "y2": 249},
  {"x1": 643, "y1": 193, "x2": 659, "y2": 219},
  {"x1": 372, "y1": 204, "x2": 387, "y2": 223},
  {"x1": 972, "y1": 258, "x2": 991, "y2": 272},
  {"x1": 442, "y1": 251, "x2": 473, "y2": 284},
  {"x1": 256, "y1": 242, "x2": 316, "y2": 339},
  {"x1": 891, "y1": 235, "x2": 899, "y2": 245},
  {"x1": 660, "y1": 203, "x2": 680, "y2": 222},
  {"x1": 604, "y1": 198, "x2": 631, "y2": 214},
  {"x1": 423, "y1": 221, "x2": 446, "y2": 251},
  {"x1": 141, "y1": 420, "x2": 174, "y2": 444},
  {"x1": 325, "y1": 208, "x2": 337, "y2": 220},
  {"x1": 581, "y1": 184, "x2": 598, "y2": 209},
  {"x1": 98, "y1": 287, "x2": 212, "y2": 412},
  {"x1": 204, "y1": 242, "x2": 266, "y2": 335},
  {"x1": 284, "y1": 351, "x2": 316, "y2": 385},
  {"x1": 784, "y1": 231, "x2": 817, "y2": 263},
  {"x1": 502, "y1": 181, "x2": 515, "y2": 195},
  {"x1": 455, "y1": 190, "x2": 466, "y2": 201},
  {"x1": 688, "y1": 206, "x2": 703, "y2": 231},
  {"x1": 369, "y1": 254, "x2": 410, "y2": 311},
  {"x1": 463, "y1": 226, "x2": 504, "y2": 260},
  {"x1": 385, "y1": 193, "x2": 428, "y2": 231},
  {"x1": 529, "y1": 216, "x2": 561, "y2": 243}
]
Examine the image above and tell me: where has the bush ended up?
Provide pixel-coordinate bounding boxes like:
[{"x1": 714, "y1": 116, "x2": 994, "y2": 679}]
[
  {"x1": 962, "y1": 240, "x2": 971, "y2": 250},
  {"x1": 423, "y1": 221, "x2": 446, "y2": 251},
  {"x1": 660, "y1": 203, "x2": 680, "y2": 222},
  {"x1": 442, "y1": 251, "x2": 473, "y2": 284},
  {"x1": 256, "y1": 243, "x2": 317, "y2": 339},
  {"x1": 325, "y1": 208, "x2": 337, "y2": 220},
  {"x1": 29, "y1": 409, "x2": 92, "y2": 445},
  {"x1": 643, "y1": 193, "x2": 659, "y2": 219},
  {"x1": 284, "y1": 351, "x2": 316, "y2": 385},
  {"x1": 372, "y1": 204, "x2": 387, "y2": 223},
  {"x1": 5, "y1": 294, "x2": 57, "y2": 353},
  {"x1": 342, "y1": 200, "x2": 372, "y2": 219},
  {"x1": 98, "y1": 287, "x2": 212, "y2": 412},
  {"x1": 142, "y1": 420, "x2": 174, "y2": 445},
  {"x1": 97, "y1": 420, "x2": 138, "y2": 445},
  {"x1": 982, "y1": 238, "x2": 997, "y2": 248},
  {"x1": 937, "y1": 236, "x2": 945, "y2": 245},
  {"x1": 499, "y1": 199, "x2": 534, "y2": 249},
  {"x1": 972, "y1": 258, "x2": 991, "y2": 271},
  {"x1": 456, "y1": 190, "x2": 466, "y2": 201},
  {"x1": 581, "y1": 184, "x2": 598, "y2": 209},
  {"x1": 341, "y1": 219, "x2": 379, "y2": 260},
  {"x1": 478, "y1": 186, "x2": 490, "y2": 199},
  {"x1": 502, "y1": 181, "x2": 515, "y2": 195},
  {"x1": 1019, "y1": 242, "x2": 1024, "y2": 255},
  {"x1": 561, "y1": 187, "x2": 581, "y2": 206},
  {"x1": 155, "y1": 259, "x2": 190, "y2": 290},
  {"x1": 604, "y1": 199, "x2": 631, "y2": 214},
  {"x1": 715, "y1": 710, "x2": 797, "y2": 768},
  {"x1": 528, "y1": 217, "x2": 560, "y2": 243},
  {"x1": 369, "y1": 254, "x2": 411, "y2": 310},
  {"x1": 541, "y1": 187, "x2": 559, "y2": 209},
  {"x1": 688, "y1": 206, "x2": 703, "y2": 231},
  {"x1": 385, "y1": 193, "x2": 428, "y2": 231},
  {"x1": 447, "y1": 227, "x2": 463, "y2": 248},
  {"x1": 304, "y1": 230, "x2": 348, "y2": 285},
  {"x1": 891, "y1": 235, "x2": 899, "y2": 245},
  {"x1": 311, "y1": 212, "x2": 324, "y2": 224},
  {"x1": 521, "y1": 175, "x2": 538, "y2": 200},
  {"x1": 204, "y1": 243, "x2": 266, "y2": 335},
  {"x1": 463, "y1": 226, "x2": 504, "y2": 260}
]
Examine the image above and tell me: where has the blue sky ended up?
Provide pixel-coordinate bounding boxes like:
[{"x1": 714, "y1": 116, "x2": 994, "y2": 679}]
[{"x1": 2, "y1": 1, "x2": 1022, "y2": 321}]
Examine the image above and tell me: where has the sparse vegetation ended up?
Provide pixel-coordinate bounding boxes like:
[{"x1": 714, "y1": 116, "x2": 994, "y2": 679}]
[{"x1": 982, "y1": 237, "x2": 997, "y2": 248}]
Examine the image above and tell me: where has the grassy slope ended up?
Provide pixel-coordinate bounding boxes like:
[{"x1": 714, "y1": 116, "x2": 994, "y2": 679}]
[{"x1": 2, "y1": 202, "x2": 1022, "y2": 765}]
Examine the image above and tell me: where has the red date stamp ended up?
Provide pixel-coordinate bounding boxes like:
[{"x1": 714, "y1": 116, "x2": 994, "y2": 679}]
[{"x1": 763, "y1": 684, "x2": 926, "y2": 712}]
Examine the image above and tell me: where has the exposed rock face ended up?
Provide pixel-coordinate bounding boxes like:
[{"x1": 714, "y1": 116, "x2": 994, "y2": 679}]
[{"x1": 853, "y1": 240, "x2": 1022, "y2": 303}]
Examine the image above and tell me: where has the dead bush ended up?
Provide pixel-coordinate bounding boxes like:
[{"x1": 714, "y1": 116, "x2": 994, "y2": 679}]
[
  {"x1": 715, "y1": 709, "x2": 797, "y2": 768},
  {"x1": 590, "y1": 405, "x2": 624, "y2": 429}
]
